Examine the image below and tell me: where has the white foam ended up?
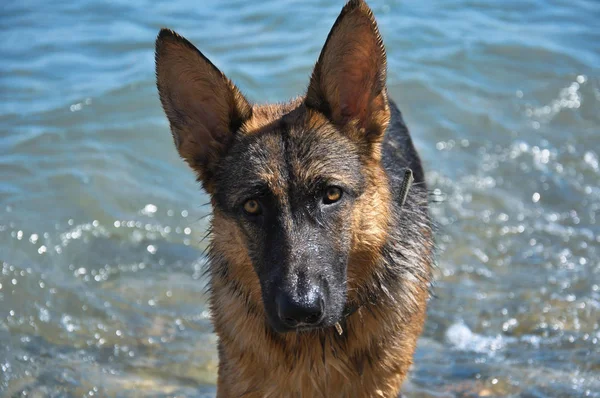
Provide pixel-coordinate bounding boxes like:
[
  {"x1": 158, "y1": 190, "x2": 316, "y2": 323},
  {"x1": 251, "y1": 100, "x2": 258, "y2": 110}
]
[{"x1": 445, "y1": 322, "x2": 506, "y2": 355}]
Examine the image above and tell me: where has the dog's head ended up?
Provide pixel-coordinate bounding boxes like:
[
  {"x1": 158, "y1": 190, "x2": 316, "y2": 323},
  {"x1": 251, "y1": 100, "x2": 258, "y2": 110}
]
[{"x1": 156, "y1": 0, "x2": 390, "y2": 332}]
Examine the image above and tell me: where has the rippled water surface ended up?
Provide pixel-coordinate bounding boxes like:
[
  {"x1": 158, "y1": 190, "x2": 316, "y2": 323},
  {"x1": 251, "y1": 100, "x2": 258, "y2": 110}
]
[{"x1": 1, "y1": 0, "x2": 599, "y2": 396}]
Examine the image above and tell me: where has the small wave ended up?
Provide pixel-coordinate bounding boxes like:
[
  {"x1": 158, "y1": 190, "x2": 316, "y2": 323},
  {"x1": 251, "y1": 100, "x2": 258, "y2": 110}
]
[{"x1": 445, "y1": 322, "x2": 510, "y2": 355}]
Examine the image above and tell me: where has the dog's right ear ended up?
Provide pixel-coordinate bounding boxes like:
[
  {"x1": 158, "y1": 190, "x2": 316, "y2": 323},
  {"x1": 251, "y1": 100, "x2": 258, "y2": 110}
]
[{"x1": 155, "y1": 29, "x2": 252, "y2": 188}]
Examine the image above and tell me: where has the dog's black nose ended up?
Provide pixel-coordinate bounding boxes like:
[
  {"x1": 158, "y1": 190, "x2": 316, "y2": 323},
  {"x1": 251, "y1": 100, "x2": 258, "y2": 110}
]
[{"x1": 276, "y1": 290, "x2": 324, "y2": 328}]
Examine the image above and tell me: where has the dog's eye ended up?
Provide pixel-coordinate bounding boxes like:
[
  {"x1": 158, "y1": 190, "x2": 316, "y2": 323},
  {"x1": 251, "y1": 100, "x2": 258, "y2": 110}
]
[
  {"x1": 323, "y1": 187, "x2": 343, "y2": 204},
  {"x1": 243, "y1": 199, "x2": 261, "y2": 215}
]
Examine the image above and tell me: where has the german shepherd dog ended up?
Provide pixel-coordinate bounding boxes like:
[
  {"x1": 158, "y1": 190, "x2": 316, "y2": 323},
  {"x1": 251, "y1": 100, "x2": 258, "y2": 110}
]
[{"x1": 155, "y1": 0, "x2": 433, "y2": 396}]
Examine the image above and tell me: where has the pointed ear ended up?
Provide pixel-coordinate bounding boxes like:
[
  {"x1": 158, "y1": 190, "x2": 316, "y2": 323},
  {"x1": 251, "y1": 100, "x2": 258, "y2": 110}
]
[
  {"x1": 155, "y1": 29, "x2": 251, "y2": 186},
  {"x1": 306, "y1": 0, "x2": 390, "y2": 146}
]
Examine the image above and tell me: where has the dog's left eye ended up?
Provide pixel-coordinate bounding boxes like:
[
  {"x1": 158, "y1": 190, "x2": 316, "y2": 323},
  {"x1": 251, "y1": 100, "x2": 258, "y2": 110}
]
[{"x1": 323, "y1": 187, "x2": 343, "y2": 204}]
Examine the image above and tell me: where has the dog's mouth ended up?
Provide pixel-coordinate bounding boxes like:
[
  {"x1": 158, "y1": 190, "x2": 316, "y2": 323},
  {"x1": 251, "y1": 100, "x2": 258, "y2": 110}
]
[
  {"x1": 268, "y1": 313, "x2": 333, "y2": 334},
  {"x1": 295, "y1": 321, "x2": 346, "y2": 335},
  {"x1": 269, "y1": 317, "x2": 340, "y2": 334},
  {"x1": 286, "y1": 322, "x2": 327, "y2": 333}
]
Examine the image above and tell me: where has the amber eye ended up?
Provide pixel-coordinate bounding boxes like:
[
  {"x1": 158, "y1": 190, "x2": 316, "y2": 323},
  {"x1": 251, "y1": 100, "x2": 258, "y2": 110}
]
[
  {"x1": 243, "y1": 199, "x2": 261, "y2": 215},
  {"x1": 323, "y1": 187, "x2": 343, "y2": 204}
]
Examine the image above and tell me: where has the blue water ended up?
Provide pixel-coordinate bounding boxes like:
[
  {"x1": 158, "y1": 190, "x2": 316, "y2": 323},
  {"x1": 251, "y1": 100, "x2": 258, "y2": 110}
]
[{"x1": 1, "y1": 0, "x2": 599, "y2": 396}]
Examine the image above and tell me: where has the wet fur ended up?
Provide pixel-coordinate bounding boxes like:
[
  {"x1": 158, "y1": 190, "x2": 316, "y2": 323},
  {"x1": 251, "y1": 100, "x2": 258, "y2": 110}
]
[{"x1": 155, "y1": 1, "x2": 433, "y2": 396}]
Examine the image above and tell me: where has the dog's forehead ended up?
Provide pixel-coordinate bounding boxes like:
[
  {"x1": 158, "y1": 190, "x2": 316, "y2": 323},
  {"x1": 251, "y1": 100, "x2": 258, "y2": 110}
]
[
  {"x1": 242, "y1": 100, "x2": 303, "y2": 133},
  {"x1": 220, "y1": 103, "x2": 362, "y2": 201}
]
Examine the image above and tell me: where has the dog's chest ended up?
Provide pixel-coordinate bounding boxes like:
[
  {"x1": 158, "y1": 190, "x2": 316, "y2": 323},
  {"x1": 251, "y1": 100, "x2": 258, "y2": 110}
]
[{"x1": 219, "y1": 331, "x2": 405, "y2": 398}]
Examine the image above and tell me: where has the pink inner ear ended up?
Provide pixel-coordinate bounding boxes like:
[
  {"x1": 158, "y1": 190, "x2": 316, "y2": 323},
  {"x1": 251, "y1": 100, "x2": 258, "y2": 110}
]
[
  {"x1": 334, "y1": 35, "x2": 380, "y2": 127},
  {"x1": 339, "y1": 68, "x2": 375, "y2": 125},
  {"x1": 306, "y1": 3, "x2": 390, "y2": 137},
  {"x1": 339, "y1": 94, "x2": 367, "y2": 126}
]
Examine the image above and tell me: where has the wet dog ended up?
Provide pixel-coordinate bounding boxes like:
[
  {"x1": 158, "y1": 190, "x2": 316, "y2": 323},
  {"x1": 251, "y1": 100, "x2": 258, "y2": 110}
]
[{"x1": 155, "y1": 0, "x2": 433, "y2": 396}]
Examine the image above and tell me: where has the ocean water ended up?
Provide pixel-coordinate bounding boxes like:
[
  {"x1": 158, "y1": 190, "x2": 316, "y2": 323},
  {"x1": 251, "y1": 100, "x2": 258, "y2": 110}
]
[{"x1": 1, "y1": 0, "x2": 599, "y2": 396}]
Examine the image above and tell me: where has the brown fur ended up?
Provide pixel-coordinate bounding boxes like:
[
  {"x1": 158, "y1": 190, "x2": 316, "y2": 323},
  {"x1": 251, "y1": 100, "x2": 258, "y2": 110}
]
[
  {"x1": 155, "y1": 1, "x2": 433, "y2": 397},
  {"x1": 209, "y1": 127, "x2": 429, "y2": 396}
]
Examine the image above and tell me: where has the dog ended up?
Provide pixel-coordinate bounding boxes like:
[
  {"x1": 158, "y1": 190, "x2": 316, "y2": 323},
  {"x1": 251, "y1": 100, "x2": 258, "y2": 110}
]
[{"x1": 155, "y1": 0, "x2": 433, "y2": 396}]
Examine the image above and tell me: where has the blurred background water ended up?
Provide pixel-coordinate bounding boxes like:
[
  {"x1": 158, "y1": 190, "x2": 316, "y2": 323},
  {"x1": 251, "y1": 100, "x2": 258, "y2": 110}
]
[{"x1": 1, "y1": 0, "x2": 599, "y2": 396}]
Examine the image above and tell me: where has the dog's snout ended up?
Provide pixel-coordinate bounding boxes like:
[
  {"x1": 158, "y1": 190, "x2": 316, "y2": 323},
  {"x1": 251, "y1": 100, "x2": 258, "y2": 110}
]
[{"x1": 276, "y1": 289, "x2": 324, "y2": 328}]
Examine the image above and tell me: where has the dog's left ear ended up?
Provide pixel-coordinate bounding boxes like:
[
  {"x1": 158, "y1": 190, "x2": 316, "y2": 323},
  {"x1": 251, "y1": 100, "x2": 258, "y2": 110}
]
[{"x1": 306, "y1": 0, "x2": 390, "y2": 148}]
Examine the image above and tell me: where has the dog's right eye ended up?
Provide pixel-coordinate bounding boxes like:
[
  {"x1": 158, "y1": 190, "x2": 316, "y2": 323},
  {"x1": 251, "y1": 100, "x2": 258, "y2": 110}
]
[
  {"x1": 243, "y1": 199, "x2": 262, "y2": 216},
  {"x1": 323, "y1": 186, "x2": 343, "y2": 205}
]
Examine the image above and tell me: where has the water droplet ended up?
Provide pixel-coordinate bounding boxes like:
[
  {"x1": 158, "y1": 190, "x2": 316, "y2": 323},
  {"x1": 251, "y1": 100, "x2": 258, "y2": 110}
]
[
  {"x1": 142, "y1": 204, "x2": 157, "y2": 215},
  {"x1": 70, "y1": 103, "x2": 82, "y2": 112}
]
